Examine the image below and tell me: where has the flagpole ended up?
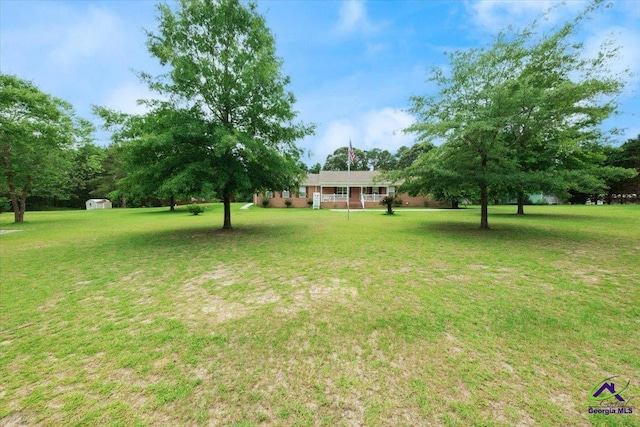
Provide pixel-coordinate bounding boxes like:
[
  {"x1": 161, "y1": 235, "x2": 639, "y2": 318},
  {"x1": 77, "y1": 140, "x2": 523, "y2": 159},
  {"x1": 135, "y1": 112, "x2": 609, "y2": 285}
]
[{"x1": 347, "y1": 140, "x2": 351, "y2": 221}]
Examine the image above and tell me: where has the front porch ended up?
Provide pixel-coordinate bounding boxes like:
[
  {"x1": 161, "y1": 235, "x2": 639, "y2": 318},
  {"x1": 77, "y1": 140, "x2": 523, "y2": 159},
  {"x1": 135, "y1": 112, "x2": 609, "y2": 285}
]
[{"x1": 319, "y1": 187, "x2": 393, "y2": 208}]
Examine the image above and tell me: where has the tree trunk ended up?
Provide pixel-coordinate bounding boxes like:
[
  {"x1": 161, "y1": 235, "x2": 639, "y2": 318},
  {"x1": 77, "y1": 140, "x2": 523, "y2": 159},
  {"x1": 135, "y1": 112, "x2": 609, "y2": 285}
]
[
  {"x1": 517, "y1": 193, "x2": 525, "y2": 215},
  {"x1": 9, "y1": 179, "x2": 27, "y2": 223},
  {"x1": 480, "y1": 183, "x2": 490, "y2": 230},
  {"x1": 222, "y1": 193, "x2": 232, "y2": 230},
  {"x1": 18, "y1": 193, "x2": 26, "y2": 222},
  {"x1": 386, "y1": 202, "x2": 393, "y2": 215},
  {"x1": 169, "y1": 195, "x2": 175, "y2": 212},
  {"x1": 10, "y1": 192, "x2": 19, "y2": 223},
  {"x1": 451, "y1": 200, "x2": 459, "y2": 209}
]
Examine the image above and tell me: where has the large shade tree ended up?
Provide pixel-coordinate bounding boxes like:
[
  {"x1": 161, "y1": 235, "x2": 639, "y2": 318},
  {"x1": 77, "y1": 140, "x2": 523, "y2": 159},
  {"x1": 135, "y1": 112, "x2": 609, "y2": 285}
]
[
  {"x1": 497, "y1": 5, "x2": 634, "y2": 214},
  {"x1": 96, "y1": 105, "x2": 209, "y2": 210},
  {"x1": 406, "y1": 32, "x2": 523, "y2": 229},
  {"x1": 0, "y1": 74, "x2": 93, "y2": 222},
  {"x1": 112, "y1": 0, "x2": 314, "y2": 229},
  {"x1": 404, "y1": 1, "x2": 633, "y2": 228}
]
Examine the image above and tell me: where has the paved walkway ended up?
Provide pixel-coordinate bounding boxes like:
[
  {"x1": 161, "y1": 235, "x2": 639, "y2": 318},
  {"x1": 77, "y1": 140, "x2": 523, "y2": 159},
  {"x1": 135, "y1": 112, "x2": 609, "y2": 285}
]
[
  {"x1": 240, "y1": 203, "x2": 254, "y2": 210},
  {"x1": 0, "y1": 230, "x2": 22, "y2": 235}
]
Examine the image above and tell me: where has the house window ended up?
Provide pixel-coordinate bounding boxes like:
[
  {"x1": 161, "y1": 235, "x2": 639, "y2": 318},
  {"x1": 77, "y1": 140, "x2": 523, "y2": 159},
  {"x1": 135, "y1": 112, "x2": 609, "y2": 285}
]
[
  {"x1": 389, "y1": 186, "x2": 396, "y2": 196},
  {"x1": 298, "y1": 186, "x2": 307, "y2": 198},
  {"x1": 265, "y1": 191, "x2": 273, "y2": 199},
  {"x1": 282, "y1": 190, "x2": 290, "y2": 198},
  {"x1": 336, "y1": 187, "x2": 348, "y2": 196},
  {"x1": 365, "y1": 187, "x2": 379, "y2": 194}
]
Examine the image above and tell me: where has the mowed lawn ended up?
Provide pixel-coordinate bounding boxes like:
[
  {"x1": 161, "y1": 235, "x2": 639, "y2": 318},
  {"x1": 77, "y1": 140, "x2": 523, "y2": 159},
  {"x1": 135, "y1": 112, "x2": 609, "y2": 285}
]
[{"x1": 0, "y1": 204, "x2": 638, "y2": 426}]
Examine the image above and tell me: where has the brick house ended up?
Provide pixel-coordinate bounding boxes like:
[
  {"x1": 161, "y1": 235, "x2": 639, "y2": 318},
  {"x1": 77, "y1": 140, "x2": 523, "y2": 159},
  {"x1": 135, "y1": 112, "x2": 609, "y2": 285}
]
[{"x1": 253, "y1": 170, "x2": 431, "y2": 208}]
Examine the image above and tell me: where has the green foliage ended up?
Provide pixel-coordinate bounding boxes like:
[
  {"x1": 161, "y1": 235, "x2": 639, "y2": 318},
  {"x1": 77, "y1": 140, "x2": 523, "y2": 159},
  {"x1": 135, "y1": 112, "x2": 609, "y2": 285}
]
[
  {"x1": 308, "y1": 163, "x2": 322, "y2": 174},
  {"x1": 404, "y1": 1, "x2": 633, "y2": 228},
  {"x1": 96, "y1": 0, "x2": 314, "y2": 230},
  {"x1": 0, "y1": 196, "x2": 10, "y2": 213},
  {"x1": 0, "y1": 74, "x2": 94, "y2": 222},
  {"x1": 187, "y1": 204, "x2": 204, "y2": 215},
  {"x1": 380, "y1": 195, "x2": 402, "y2": 214},
  {"x1": 323, "y1": 146, "x2": 368, "y2": 171},
  {"x1": 261, "y1": 198, "x2": 270, "y2": 208},
  {"x1": 395, "y1": 142, "x2": 434, "y2": 170},
  {"x1": 366, "y1": 148, "x2": 397, "y2": 171},
  {"x1": 605, "y1": 134, "x2": 640, "y2": 202},
  {"x1": 284, "y1": 199, "x2": 292, "y2": 208},
  {"x1": 320, "y1": 143, "x2": 434, "y2": 172}
]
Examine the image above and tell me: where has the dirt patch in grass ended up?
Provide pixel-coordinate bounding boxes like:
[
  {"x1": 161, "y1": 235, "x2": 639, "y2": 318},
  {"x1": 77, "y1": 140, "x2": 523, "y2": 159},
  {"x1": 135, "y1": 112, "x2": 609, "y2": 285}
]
[
  {"x1": 184, "y1": 266, "x2": 237, "y2": 288},
  {"x1": 0, "y1": 412, "x2": 29, "y2": 426},
  {"x1": 245, "y1": 288, "x2": 281, "y2": 304},
  {"x1": 0, "y1": 229, "x2": 22, "y2": 235}
]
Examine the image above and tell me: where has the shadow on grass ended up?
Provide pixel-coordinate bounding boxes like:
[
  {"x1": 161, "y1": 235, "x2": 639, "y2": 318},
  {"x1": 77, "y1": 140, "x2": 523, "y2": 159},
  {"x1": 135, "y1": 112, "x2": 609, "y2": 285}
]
[
  {"x1": 407, "y1": 218, "x2": 598, "y2": 245},
  {"x1": 111, "y1": 221, "x2": 307, "y2": 251},
  {"x1": 129, "y1": 206, "x2": 217, "y2": 216},
  {"x1": 490, "y1": 211, "x2": 600, "y2": 221}
]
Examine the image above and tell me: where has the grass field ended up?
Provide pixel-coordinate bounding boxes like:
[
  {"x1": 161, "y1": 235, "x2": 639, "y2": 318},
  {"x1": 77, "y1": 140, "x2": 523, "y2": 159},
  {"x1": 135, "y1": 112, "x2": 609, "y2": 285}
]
[{"x1": 1, "y1": 204, "x2": 639, "y2": 426}]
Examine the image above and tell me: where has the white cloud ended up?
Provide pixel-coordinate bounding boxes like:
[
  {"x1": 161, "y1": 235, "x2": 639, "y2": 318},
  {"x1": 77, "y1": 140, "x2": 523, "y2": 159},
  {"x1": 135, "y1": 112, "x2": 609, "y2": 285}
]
[
  {"x1": 360, "y1": 108, "x2": 416, "y2": 150},
  {"x1": 466, "y1": 0, "x2": 584, "y2": 33},
  {"x1": 315, "y1": 120, "x2": 359, "y2": 158},
  {"x1": 335, "y1": 0, "x2": 377, "y2": 34},
  {"x1": 307, "y1": 108, "x2": 416, "y2": 164},
  {"x1": 103, "y1": 80, "x2": 159, "y2": 115},
  {"x1": 47, "y1": 6, "x2": 126, "y2": 68}
]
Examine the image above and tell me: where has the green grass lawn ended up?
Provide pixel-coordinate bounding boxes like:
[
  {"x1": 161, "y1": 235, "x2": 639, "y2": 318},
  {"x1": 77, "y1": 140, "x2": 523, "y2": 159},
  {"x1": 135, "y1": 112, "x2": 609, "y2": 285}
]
[{"x1": 1, "y1": 204, "x2": 639, "y2": 426}]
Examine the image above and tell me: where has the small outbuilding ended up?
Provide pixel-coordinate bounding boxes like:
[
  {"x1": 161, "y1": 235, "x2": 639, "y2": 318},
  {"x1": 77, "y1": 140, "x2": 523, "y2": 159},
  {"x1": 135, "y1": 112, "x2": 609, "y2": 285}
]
[{"x1": 86, "y1": 199, "x2": 113, "y2": 210}]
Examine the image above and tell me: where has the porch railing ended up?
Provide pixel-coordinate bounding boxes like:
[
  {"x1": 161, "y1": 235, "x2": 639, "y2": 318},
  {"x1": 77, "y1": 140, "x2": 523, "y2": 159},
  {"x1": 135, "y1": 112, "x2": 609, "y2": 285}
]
[
  {"x1": 320, "y1": 194, "x2": 392, "y2": 203},
  {"x1": 321, "y1": 194, "x2": 348, "y2": 202},
  {"x1": 362, "y1": 194, "x2": 386, "y2": 202}
]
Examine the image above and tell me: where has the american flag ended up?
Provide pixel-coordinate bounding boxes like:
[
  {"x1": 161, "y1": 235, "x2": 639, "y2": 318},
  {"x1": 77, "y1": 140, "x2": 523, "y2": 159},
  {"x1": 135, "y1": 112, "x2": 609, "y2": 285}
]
[{"x1": 348, "y1": 140, "x2": 356, "y2": 165}]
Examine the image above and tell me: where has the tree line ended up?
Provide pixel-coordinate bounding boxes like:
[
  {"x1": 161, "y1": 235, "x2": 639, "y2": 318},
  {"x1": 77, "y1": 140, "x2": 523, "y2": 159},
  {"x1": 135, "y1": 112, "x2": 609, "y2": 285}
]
[
  {"x1": 304, "y1": 142, "x2": 435, "y2": 173},
  {"x1": 1, "y1": 0, "x2": 638, "y2": 229}
]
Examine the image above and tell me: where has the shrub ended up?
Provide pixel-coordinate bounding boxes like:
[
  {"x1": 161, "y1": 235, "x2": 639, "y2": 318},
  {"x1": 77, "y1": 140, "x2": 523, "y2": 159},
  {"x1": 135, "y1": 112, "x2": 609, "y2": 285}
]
[
  {"x1": 284, "y1": 199, "x2": 292, "y2": 208},
  {"x1": 380, "y1": 196, "x2": 402, "y2": 215},
  {"x1": 307, "y1": 199, "x2": 314, "y2": 207},
  {"x1": 262, "y1": 198, "x2": 270, "y2": 208},
  {"x1": 188, "y1": 204, "x2": 204, "y2": 215}
]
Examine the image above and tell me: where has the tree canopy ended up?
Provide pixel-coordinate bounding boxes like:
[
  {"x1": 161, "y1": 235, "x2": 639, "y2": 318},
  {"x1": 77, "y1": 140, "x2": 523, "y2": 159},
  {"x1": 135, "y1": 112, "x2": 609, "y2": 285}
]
[
  {"x1": 96, "y1": 0, "x2": 313, "y2": 229},
  {"x1": 0, "y1": 74, "x2": 93, "y2": 222},
  {"x1": 402, "y1": 1, "x2": 635, "y2": 228},
  {"x1": 322, "y1": 146, "x2": 368, "y2": 171},
  {"x1": 320, "y1": 145, "x2": 428, "y2": 172}
]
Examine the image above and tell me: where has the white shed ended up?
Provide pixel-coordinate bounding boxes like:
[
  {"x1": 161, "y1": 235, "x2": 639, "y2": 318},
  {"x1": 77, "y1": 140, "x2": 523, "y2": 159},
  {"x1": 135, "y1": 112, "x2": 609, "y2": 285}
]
[{"x1": 86, "y1": 199, "x2": 113, "y2": 210}]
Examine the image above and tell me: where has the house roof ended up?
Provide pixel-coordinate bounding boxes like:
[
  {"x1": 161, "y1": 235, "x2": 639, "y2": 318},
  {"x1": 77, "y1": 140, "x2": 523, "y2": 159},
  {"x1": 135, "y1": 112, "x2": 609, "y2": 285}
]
[{"x1": 302, "y1": 170, "x2": 396, "y2": 186}]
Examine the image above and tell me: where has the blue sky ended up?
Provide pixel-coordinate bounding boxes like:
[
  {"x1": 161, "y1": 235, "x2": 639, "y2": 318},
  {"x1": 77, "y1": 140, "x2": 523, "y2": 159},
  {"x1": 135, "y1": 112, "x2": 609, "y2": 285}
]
[{"x1": 2, "y1": 0, "x2": 639, "y2": 166}]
